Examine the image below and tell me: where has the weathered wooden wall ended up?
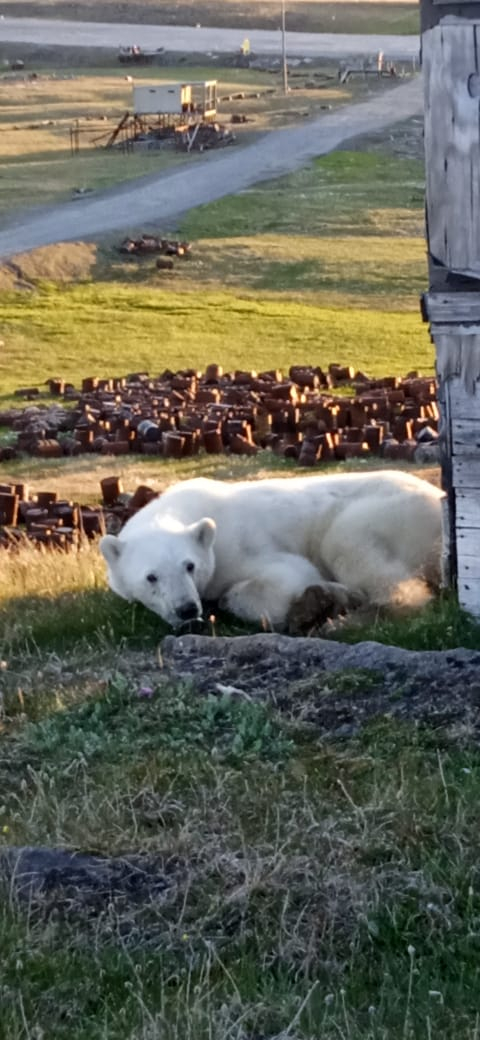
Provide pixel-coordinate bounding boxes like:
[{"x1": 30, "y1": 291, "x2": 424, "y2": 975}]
[
  {"x1": 422, "y1": 0, "x2": 480, "y2": 616},
  {"x1": 445, "y1": 378, "x2": 480, "y2": 612},
  {"x1": 426, "y1": 296, "x2": 480, "y2": 613},
  {"x1": 423, "y1": 23, "x2": 480, "y2": 277}
]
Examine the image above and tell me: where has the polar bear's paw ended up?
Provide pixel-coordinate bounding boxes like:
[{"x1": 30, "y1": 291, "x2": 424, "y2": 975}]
[
  {"x1": 219, "y1": 578, "x2": 290, "y2": 629},
  {"x1": 287, "y1": 582, "x2": 355, "y2": 635}
]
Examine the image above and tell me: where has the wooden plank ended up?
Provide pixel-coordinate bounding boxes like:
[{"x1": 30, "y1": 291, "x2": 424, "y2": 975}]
[
  {"x1": 440, "y1": 380, "x2": 457, "y2": 584},
  {"x1": 434, "y1": 333, "x2": 480, "y2": 395},
  {"x1": 458, "y1": 546, "x2": 480, "y2": 580},
  {"x1": 423, "y1": 24, "x2": 480, "y2": 274},
  {"x1": 432, "y1": 324, "x2": 480, "y2": 335},
  {"x1": 458, "y1": 576, "x2": 480, "y2": 616},
  {"x1": 446, "y1": 378, "x2": 480, "y2": 416},
  {"x1": 437, "y1": 12, "x2": 480, "y2": 21},
  {"x1": 440, "y1": 494, "x2": 453, "y2": 586},
  {"x1": 456, "y1": 489, "x2": 480, "y2": 527},
  {"x1": 427, "y1": 293, "x2": 480, "y2": 324},
  {"x1": 452, "y1": 418, "x2": 480, "y2": 453},
  {"x1": 453, "y1": 457, "x2": 480, "y2": 485},
  {"x1": 422, "y1": 1, "x2": 480, "y2": 33}
]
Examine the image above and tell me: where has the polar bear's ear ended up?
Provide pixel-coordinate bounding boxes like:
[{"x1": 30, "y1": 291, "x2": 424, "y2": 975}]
[
  {"x1": 190, "y1": 517, "x2": 216, "y2": 550},
  {"x1": 99, "y1": 534, "x2": 124, "y2": 566}
]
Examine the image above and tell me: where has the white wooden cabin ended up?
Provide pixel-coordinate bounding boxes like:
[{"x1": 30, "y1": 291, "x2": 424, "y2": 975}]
[{"x1": 132, "y1": 81, "x2": 217, "y2": 120}]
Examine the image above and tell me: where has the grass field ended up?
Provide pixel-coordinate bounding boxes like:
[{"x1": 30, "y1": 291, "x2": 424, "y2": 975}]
[
  {"x1": 0, "y1": 148, "x2": 430, "y2": 402},
  {"x1": 2, "y1": 595, "x2": 480, "y2": 1039},
  {"x1": 3, "y1": 67, "x2": 480, "y2": 1039},
  {"x1": 0, "y1": 282, "x2": 431, "y2": 397},
  {"x1": 0, "y1": 60, "x2": 355, "y2": 216}
]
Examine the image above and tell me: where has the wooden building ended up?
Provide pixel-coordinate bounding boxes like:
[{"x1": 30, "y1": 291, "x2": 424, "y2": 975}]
[{"x1": 421, "y1": 0, "x2": 480, "y2": 613}]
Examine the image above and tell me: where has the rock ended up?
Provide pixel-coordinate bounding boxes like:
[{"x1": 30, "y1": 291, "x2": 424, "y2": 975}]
[
  {"x1": 0, "y1": 846, "x2": 174, "y2": 904},
  {"x1": 416, "y1": 425, "x2": 439, "y2": 443},
  {"x1": 160, "y1": 633, "x2": 480, "y2": 743},
  {"x1": 414, "y1": 442, "x2": 441, "y2": 464}
]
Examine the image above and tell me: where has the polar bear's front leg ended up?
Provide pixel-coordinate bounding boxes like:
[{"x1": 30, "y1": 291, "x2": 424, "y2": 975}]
[{"x1": 219, "y1": 553, "x2": 350, "y2": 629}]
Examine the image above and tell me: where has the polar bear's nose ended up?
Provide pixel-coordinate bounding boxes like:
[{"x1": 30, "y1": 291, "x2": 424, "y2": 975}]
[{"x1": 176, "y1": 601, "x2": 200, "y2": 622}]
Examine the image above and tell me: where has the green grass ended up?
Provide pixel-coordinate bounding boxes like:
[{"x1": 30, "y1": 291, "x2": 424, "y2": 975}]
[
  {"x1": 335, "y1": 591, "x2": 480, "y2": 651},
  {"x1": 0, "y1": 147, "x2": 185, "y2": 215},
  {"x1": 0, "y1": 150, "x2": 431, "y2": 403},
  {"x1": 180, "y1": 152, "x2": 425, "y2": 240},
  {"x1": 2, "y1": 663, "x2": 480, "y2": 1038},
  {"x1": 0, "y1": 282, "x2": 432, "y2": 401},
  {"x1": 168, "y1": 233, "x2": 426, "y2": 302}
]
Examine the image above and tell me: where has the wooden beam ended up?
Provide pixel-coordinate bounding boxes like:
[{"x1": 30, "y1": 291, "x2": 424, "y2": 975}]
[
  {"x1": 452, "y1": 418, "x2": 480, "y2": 453},
  {"x1": 437, "y1": 378, "x2": 457, "y2": 583},
  {"x1": 423, "y1": 25, "x2": 480, "y2": 275},
  {"x1": 426, "y1": 293, "x2": 480, "y2": 324},
  {"x1": 447, "y1": 380, "x2": 480, "y2": 415},
  {"x1": 457, "y1": 541, "x2": 480, "y2": 579},
  {"x1": 421, "y1": 0, "x2": 480, "y2": 33},
  {"x1": 453, "y1": 457, "x2": 480, "y2": 484},
  {"x1": 458, "y1": 576, "x2": 480, "y2": 615},
  {"x1": 456, "y1": 489, "x2": 480, "y2": 527}
]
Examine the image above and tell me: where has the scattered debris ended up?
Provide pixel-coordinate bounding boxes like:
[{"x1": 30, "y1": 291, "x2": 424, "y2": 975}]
[
  {"x1": 71, "y1": 186, "x2": 95, "y2": 200},
  {"x1": 155, "y1": 256, "x2": 175, "y2": 271},
  {"x1": 175, "y1": 121, "x2": 235, "y2": 151},
  {"x1": 118, "y1": 235, "x2": 191, "y2": 257},
  {"x1": 0, "y1": 365, "x2": 440, "y2": 475},
  {"x1": 338, "y1": 52, "x2": 397, "y2": 84},
  {"x1": 117, "y1": 46, "x2": 164, "y2": 66},
  {"x1": 230, "y1": 113, "x2": 252, "y2": 125},
  {"x1": 0, "y1": 481, "x2": 103, "y2": 550},
  {"x1": 0, "y1": 476, "x2": 160, "y2": 551}
]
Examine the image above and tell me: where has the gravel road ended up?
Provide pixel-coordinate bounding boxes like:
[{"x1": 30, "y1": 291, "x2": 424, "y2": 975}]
[
  {"x1": 0, "y1": 15, "x2": 419, "y2": 60},
  {"x1": 0, "y1": 77, "x2": 422, "y2": 259}
]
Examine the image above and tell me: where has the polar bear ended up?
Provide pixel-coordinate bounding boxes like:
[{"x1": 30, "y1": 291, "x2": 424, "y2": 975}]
[{"x1": 99, "y1": 470, "x2": 444, "y2": 630}]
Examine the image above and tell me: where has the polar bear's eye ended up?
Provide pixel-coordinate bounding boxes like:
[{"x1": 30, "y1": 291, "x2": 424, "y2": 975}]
[
  {"x1": 185, "y1": 561, "x2": 195, "y2": 574},
  {"x1": 146, "y1": 573, "x2": 158, "y2": 584}
]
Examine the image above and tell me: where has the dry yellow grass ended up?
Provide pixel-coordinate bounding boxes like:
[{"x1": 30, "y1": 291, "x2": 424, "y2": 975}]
[
  {"x1": 0, "y1": 71, "x2": 183, "y2": 212},
  {"x1": 0, "y1": 63, "x2": 354, "y2": 215}
]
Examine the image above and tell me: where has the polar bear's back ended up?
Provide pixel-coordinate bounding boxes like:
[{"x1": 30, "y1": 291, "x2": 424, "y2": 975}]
[{"x1": 122, "y1": 470, "x2": 442, "y2": 540}]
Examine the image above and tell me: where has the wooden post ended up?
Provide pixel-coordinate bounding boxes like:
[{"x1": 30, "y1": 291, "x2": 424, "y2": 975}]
[
  {"x1": 421, "y1": 0, "x2": 480, "y2": 615},
  {"x1": 281, "y1": 0, "x2": 288, "y2": 95}
]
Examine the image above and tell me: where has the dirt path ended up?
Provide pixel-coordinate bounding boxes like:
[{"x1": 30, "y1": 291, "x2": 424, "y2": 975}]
[
  {"x1": 0, "y1": 15, "x2": 419, "y2": 59},
  {"x1": 0, "y1": 77, "x2": 421, "y2": 259}
]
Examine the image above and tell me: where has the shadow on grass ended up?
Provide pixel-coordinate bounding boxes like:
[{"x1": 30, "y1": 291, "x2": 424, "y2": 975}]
[
  {"x1": 0, "y1": 586, "x2": 255, "y2": 656},
  {"x1": 0, "y1": 587, "x2": 167, "y2": 655},
  {"x1": 336, "y1": 591, "x2": 480, "y2": 652},
  {"x1": 2, "y1": 581, "x2": 480, "y2": 661}
]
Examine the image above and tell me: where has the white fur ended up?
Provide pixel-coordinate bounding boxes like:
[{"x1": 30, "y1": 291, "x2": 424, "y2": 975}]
[{"x1": 99, "y1": 471, "x2": 444, "y2": 629}]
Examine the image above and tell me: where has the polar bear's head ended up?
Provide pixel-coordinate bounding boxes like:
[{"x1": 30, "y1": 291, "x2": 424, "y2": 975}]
[{"x1": 99, "y1": 517, "x2": 216, "y2": 627}]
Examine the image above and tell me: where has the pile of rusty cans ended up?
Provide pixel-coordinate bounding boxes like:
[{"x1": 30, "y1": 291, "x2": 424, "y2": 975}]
[{"x1": 0, "y1": 364, "x2": 439, "y2": 467}]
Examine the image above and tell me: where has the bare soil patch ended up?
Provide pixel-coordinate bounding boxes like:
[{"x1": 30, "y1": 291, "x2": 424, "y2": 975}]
[
  {"x1": 161, "y1": 633, "x2": 480, "y2": 741},
  {"x1": 0, "y1": 242, "x2": 97, "y2": 290},
  {"x1": 342, "y1": 112, "x2": 424, "y2": 162}
]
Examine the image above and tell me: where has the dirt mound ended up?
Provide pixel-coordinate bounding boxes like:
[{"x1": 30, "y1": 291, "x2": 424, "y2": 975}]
[
  {"x1": 161, "y1": 632, "x2": 480, "y2": 741},
  {"x1": 0, "y1": 241, "x2": 97, "y2": 289}
]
